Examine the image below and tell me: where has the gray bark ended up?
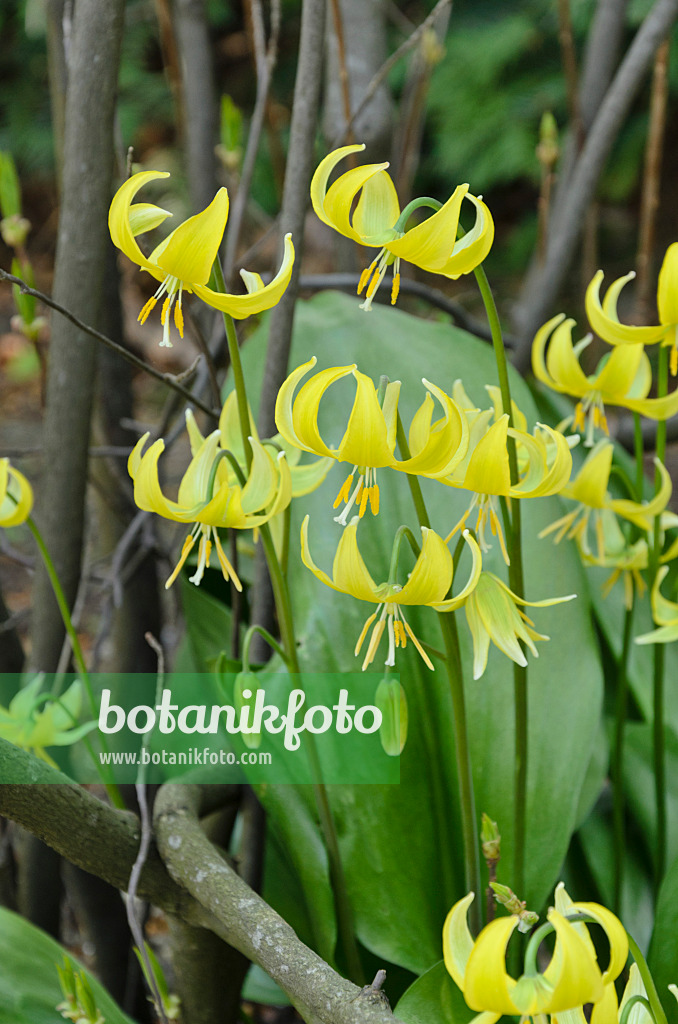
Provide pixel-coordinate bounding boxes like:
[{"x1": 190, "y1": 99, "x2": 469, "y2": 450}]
[{"x1": 30, "y1": 0, "x2": 127, "y2": 671}]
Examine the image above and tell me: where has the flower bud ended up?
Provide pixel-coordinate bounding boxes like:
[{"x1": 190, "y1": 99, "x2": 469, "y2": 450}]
[
  {"x1": 375, "y1": 677, "x2": 407, "y2": 755},
  {"x1": 480, "y1": 812, "x2": 501, "y2": 862}
]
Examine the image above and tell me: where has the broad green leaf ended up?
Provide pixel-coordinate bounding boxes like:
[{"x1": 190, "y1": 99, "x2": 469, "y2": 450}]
[
  {"x1": 0, "y1": 908, "x2": 135, "y2": 1024},
  {"x1": 649, "y1": 853, "x2": 678, "y2": 1024},
  {"x1": 226, "y1": 292, "x2": 603, "y2": 972},
  {"x1": 623, "y1": 723, "x2": 678, "y2": 872},
  {"x1": 396, "y1": 960, "x2": 473, "y2": 1024},
  {"x1": 179, "y1": 576, "x2": 238, "y2": 670}
]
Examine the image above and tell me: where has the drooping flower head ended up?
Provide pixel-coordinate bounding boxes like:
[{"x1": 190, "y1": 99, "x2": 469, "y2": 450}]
[
  {"x1": 276, "y1": 357, "x2": 469, "y2": 523},
  {"x1": 443, "y1": 885, "x2": 628, "y2": 1023},
  {"x1": 310, "y1": 144, "x2": 494, "y2": 310},
  {"x1": 109, "y1": 171, "x2": 294, "y2": 346},
  {"x1": 441, "y1": 389, "x2": 573, "y2": 563},
  {"x1": 0, "y1": 457, "x2": 33, "y2": 526},
  {"x1": 129, "y1": 419, "x2": 291, "y2": 589},
  {"x1": 300, "y1": 516, "x2": 481, "y2": 670},
  {"x1": 533, "y1": 315, "x2": 678, "y2": 445},
  {"x1": 539, "y1": 439, "x2": 672, "y2": 559},
  {"x1": 585, "y1": 242, "x2": 678, "y2": 374},
  {"x1": 462, "y1": 571, "x2": 576, "y2": 680},
  {"x1": 635, "y1": 565, "x2": 678, "y2": 645}
]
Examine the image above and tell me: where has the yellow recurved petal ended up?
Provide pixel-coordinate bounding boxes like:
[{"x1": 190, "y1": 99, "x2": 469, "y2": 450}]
[
  {"x1": 442, "y1": 892, "x2": 476, "y2": 989},
  {"x1": 234, "y1": 451, "x2": 291, "y2": 528},
  {"x1": 465, "y1": 595, "x2": 492, "y2": 679},
  {"x1": 623, "y1": 379, "x2": 678, "y2": 420},
  {"x1": 108, "y1": 170, "x2": 170, "y2": 279},
  {"x1": 566, "y1": 441, "x2": 613, "y2": 507},
  {"x1": 586, "y1": 270, "x2": 666, "y2": 346},
  {"x1": 293, "y1": 363, "x2": 357, "y2": 458},
  {"x1": 153, "y1": 188, "x2": 229, "y2": 286},
  {"x1": 397, "y1": 528, "x2": 454, "y2": 605},
  {"x1": 436, "y1": 194, "x2": 495, "y2": 279},
  {"x1": 193, "y1": 233, "x2": 294, "y2": 318},
  {"x1": 532, "y1": 315, "x2": 590, "y2": 397},
  {"x1": 648, "y1": 565, "x2": 678, "y2": 626},
  {"x1": 300, "y1": 515, "x2": 343, "y2": 593},
  {"x1": 564, "y1": 901, "x2": 628, "y2": 985},
  {"x1": 323, "y1": 162, "x2": 393, "y2": 243},
  {"x1": 609, "y1": 457, "x2": 672, "y2": 529},
  {"x1": 0, "y1": 459, "x2": 33, "y2": 527},
  {"x1": 337, "y1": 371, "x2": 400, "y2": 466},
  {"x1": 310, "y1": 143, "x2": 367, "y2": 227},
  {"x1": 132, "y1": 439, "x2": 196, "y2": 522},
  {"x1": 352, "y1": 169, "x2": 401, "y2": 241},
  {"x1": 541, "y1": 909, "x2": 604, "y2": 1012},
  {"x1": 387, "y1": 185, "x2": 467, "y2": 271},
  {"x1": 596, "y1": 344, "x2": 648, "y2": 400},
  {"x1": 463, "y1": 416, "x2": 511, "y2": 496},
  {"x1": 432, "y1": 532, "x2": 483, "y2": 612},
  {"x1": 128, "y1": 202, "x2": 172, "y2": 237},
  {"x1": 239, "y1": 438, "x2": 280, "y2": 513},
  {"x1": 331, "y1": 519, "x2": 380, "y2": 601},
  {"x1": 463, "y1": 915, "x2": 520, "y2": 1014},
  {"x1": 400, "y1": 380, "x2": 469, "y2": 477},
  {"x1": 275, "y1": 357, "x2": 319, "y2": 451},
  {"x1": 658, "y1": 243, "x2": 678, "y2": 326},
  {"x1": 177, "y1": 430, "x2": 221, "y2": 508}
]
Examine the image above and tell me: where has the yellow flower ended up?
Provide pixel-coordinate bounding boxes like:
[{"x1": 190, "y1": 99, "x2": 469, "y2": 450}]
[
  {"x1": 0, "y1": 457, "x2": 33, "y2": 526},
  {"x1": 109, "y1": 170, "x2": 294, "y2": 346},
  {"x1": 276, "y1": 357, "x2": 469, "y2": 523},
  {"x1": 578, "y1": 509, "x2": 649, "y2": 609},
  {"x1": 635, "y1": 565, "x2": 678, "y2": 645},
  {"x1": 585, "y1": 243, "x2": 678, "y2": 374},
  {"x1": 443, "y1": 886, "x2": 627, "y2": 1023},
  {"x1": 533, "y1": 315, "x2": 678, "y2": 445},
  {"x1": 462, "y1": 571, "x2": 576, "y2": 680},
  {"x1": 0, "y1": 676, "x2": 96, "y2": 767},
  {"x1": 310, "y1": 144, "x2": 494, "y2": 310},
  {"x1": 128, "y1": 422, "x2": 291, "y2": 589},
  {"x1": 300, "y1": 516, "x2": 481, "y2": 670},
  {"x1": 442, "y1": 409, "x2": 573, "y2": 563},
  {"x1": 539, "y1": 440, "x2": 671, "y2": 558}
]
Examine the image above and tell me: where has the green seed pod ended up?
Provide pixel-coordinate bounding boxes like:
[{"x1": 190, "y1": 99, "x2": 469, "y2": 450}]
[
  {"x1": 375, "y1": 678, "x2": 407, "y2": 756},
  {"x1": 234, "y1": 671, "x2": 262, "y2": 750}
]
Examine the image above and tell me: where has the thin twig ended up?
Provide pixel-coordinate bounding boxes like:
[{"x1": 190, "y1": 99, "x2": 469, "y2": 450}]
[
  {"x1": 330, "y1": 0, "x2": 452, "y2": 149},
  {"x1": 0, "y1": 269, "x2": 219, "y2": 419},
  {"x1": 635, "y1": 38, "x2": 670, "y2": 319},
  {"x1": 329, "y1": 0, "x2": 355, "y2": 142},
  {"x1": 558, "y1": 0, "x2": 583, "y2": 147},
  {"x1": 223, "y1": 0, "x2": 281, "y2": 284}
]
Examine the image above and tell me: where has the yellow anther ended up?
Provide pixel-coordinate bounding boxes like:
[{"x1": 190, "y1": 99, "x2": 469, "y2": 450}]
[
  {"x1": 369, "y1": 484, "x2": 380, "y2": 515},
  {"x1": 671, "y1": 344, "x2": 677, "y2": 377},
  {"x1": 366, "y1": 267, "x2": 381, "y2": 299},
  {"x1": 138, "y1": 296, "x2": 157, "y2": 325},
  {"x1": 359, "y1": 484, "x2": 370, "y2": 518},
  {"x1": 174, "y1": 300, "x2": 184, "y2": 338},
  {"x1": 165, "y1": 534, "x2": 195, "y2": 589},
  {"x1": 333, "y1": 473, "x2": 354, "y2": 509},
  {"x1": 573, "y1": 402, "x2": 585, "y2": 433},
  {"x1": 160, "y1": 294, "x2": 172, "y2": 325},
  {"x1": 593, "y1": 406, "x2": 600, "y2": 428},
  {"x1": 358, "y1": 266, "x2": 373, "y2": 295},
  {"x1": 599, "y1": 411, "x2": 609, "y2": 435},
  {"x1": 391, "y1": 272, "x2": 400, "y2": 305}
]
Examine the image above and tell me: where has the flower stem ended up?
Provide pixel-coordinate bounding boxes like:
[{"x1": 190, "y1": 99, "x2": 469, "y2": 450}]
[
  {"x1": 613, "y1": 601, "x2": 635, "y2": 914},
  {"x1": 627, "y1": 931, "x2": 669, "y2": 1024},
  {"x1": 472, "y1": 264, "x2": 528, "y2": 900},
  {"x1": 208, "y1": 259, "x2": 363, "y2": 981},
  {"x1": 396, "y1": 415, "x2": 481, "y2": 933},
  {"x1": 633, "y1": 412, "x2": 645, "y2": 500},
  {"x1": 650, "y1": 345, "x2": 669, "y2": 895},
  {"x1": 25, "y1": 516, "x2": 125, "y2": 809}
]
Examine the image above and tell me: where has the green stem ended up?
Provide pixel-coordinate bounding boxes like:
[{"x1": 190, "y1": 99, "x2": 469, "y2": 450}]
[
  {"x1": 25, "y1": 517, "x2": 124, "y2": 809},
  {"x1": 613, "y1": 602, "x2": 635, "y2": 914},
  {"x1": 209, "y1": 259, "x2": 362, "y2": 981},
  {"x1": 651, "y1": 346, "x2": 669, "y2": 895},
  {"x1": 395, "y1": 196, "x2": 442, "y2": 232},
  {"x1": 633, "y1": 412, "x2": 645, "y2": 500},
  {"x1": 212, "y1": 258, "x2": 253, "y2": 470},
  {"x1": 627, "y1": 932, "x2": 669, "y2": 1024},
  {"x1": 241, "y1": 625, "x2": 289, "y2": 671},
  {"x1": 396, "y1": 417, "x2": 481, "y2": 933},
  {"x1": 472, "y1": 263, "x2": 528, "y2": 900}
]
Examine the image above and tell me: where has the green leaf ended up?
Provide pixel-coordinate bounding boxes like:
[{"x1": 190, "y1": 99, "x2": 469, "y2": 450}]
[
  {"x1": 0, "y1": 908, "x2": 134, "y2": 1024},
  {"x1": 237, "y1": 293, "x2": 603, "y2": 973},
  {"x1": 179, "y1": 576, "x2": 238, "y2": 670},
  {"x1": 649, "y1": 853, "x2": 678, "y2": 1024},
  {"x1": 395, "y1": 960, "x2": 473, "y2": 1024}
]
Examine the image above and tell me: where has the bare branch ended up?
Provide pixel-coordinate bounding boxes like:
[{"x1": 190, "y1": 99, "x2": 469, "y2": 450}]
[{"x1": 0, "y1": 270, "x2": 219, "y2": 419}]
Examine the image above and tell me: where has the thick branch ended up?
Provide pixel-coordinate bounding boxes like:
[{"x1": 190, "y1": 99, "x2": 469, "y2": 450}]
[{"x1": 154, "y1": 785, "x2": 401, "y2": 1024}]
